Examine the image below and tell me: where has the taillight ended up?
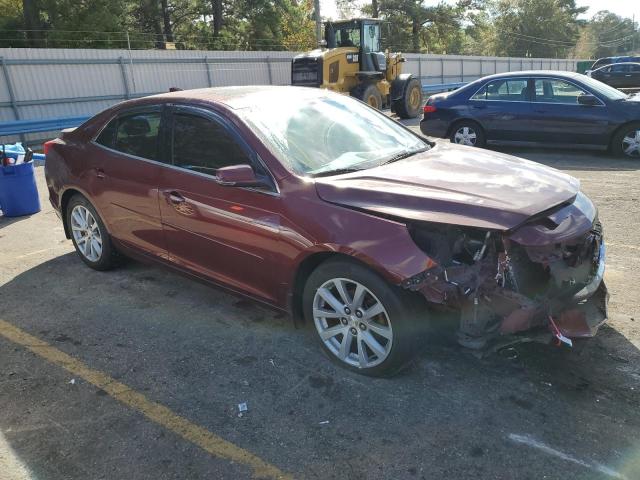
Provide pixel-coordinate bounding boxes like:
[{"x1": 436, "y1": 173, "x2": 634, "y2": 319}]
[
  {"x1": 423, "y1": 105, "x2": 437, "y2": 113},
  {"x1": 43, "y1": 140, "x2": 56, "y2": 155}
]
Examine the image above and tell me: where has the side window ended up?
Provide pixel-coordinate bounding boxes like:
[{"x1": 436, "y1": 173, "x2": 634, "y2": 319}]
[
  {"x1": 470, "y1": 85, "x2": 487, "y2": 100},
  {"x1": 630, "y1": 64, "x2": 640, "y2": 72},
  {"x1": 363, "y1": 24, "x2": 379, "y2": 53},
  {"x1": 473, "y1": 79, "x2": 529, "y2": 101},
  {"x1": 533, "y1": 79, "x2": 588, "y2": 105},
  {"x1": 172, "y1": 113, "x2": 252, "y2": 176},
  {"x1": 611, "y1": 64, "x2": 630, "y2": 73},
  {"x1": 98, "y1": 112, "x2": 161, "y2": 160},
  {"x1": 96, "y1": 117, "x2": 118, "y2": 149},
  {"x1": 486, "y1": 80, "x2": 506, "y2": 100}
]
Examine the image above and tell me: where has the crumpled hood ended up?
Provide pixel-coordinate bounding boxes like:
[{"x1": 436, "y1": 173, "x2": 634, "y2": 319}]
[{"x1": 314, "y1": 143, "x2": 580, "y2": 230}]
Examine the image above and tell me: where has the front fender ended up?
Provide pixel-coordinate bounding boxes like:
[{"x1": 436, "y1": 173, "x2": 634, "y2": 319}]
[
  {"x1": 291, "y1": 217, "x2": 436, "y2": 286},
  {"x1": 390, "y1": 73, "x2": 414, "y2": 102}
]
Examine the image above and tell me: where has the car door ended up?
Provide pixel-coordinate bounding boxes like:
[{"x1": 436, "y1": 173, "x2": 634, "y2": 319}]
[
  {"x1": 625, "y1": 64, "x2": 640, "y2": 88},
  {"x1": 468, "y1": 78, "x2": 534, "y2": 142},
  {"x1": 91, "y1": 106, "x2": 168, "y2": 258},
  {"x1": 591, "y1": 66, "x2": 612, "y2": 85},
  {"x1": 158, "y1": 105, "x2": 283, "y2": 303},
  {"x1": 608, "y1": 64, "x2": 631, "y2": 88},
  {"x1": 529, "y1": 78, "x2": 610, "y2": 146}
]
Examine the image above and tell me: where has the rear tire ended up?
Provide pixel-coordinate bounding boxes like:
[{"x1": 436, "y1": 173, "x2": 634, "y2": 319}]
[
  {"x1": 393, "y1": 77, "x2": 423, "y2": 119},
  {"x1": 303, "y1": 257, "x2": 426, "y2": 377},
  {"x1": 449, "y1": 120, "x2": 486, "y2": 148},
  {"x1": 612, "y1": 122, "x2": 640, "y2": 158},
  {"x1": 66, "y1": 194, "x2": 118, "y2": 271},
  {"x1": 352, "y1": 83, "x2": 383, "y2": 110}
]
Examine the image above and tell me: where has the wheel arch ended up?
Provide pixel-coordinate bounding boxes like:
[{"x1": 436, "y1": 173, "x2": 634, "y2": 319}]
[
  {"x1": 60, "y1": 187, "x2": 109, "y2": 239},
  {"x1": 289, "y1": 248, "x2": 410, "y2": 323},
  {"x1": 446, "y1": 117, "x2": 485, "y2": 139},
  {"x1": 608, "y1": 120, "x2": 640, "y2": 152}
]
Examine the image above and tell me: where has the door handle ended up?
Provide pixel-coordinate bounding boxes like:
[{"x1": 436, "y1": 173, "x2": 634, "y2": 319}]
[
  {"x1": 166, "y1": 191, "x2": 185, "y2": 204},
  {"x1": 472, "y1": 104, "x2": 487, "y2": 109},
  {"x1": 625, "y1": 74, "x2": 632, "y2": 77},
  {"x1": 95, "y1": 168, "x2": 106, "y2": 179}
]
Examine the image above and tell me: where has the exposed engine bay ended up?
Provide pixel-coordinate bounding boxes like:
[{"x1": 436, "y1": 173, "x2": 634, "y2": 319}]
[{"x1": 402, "y1": 195, "x2": 608, "y2": 350}]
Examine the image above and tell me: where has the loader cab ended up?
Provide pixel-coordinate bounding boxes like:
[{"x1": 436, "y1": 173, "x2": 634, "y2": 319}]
[{"x1": 325, "y1": 19, "x2": 385, "y2": 75}]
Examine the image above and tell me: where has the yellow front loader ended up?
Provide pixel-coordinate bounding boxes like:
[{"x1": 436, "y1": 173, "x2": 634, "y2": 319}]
[{"x1": 291, "y1": 18, "x2": 423, "y2": 118}]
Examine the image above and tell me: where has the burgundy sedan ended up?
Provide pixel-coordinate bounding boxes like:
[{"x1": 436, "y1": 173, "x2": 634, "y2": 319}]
[{"x1": 45, "y1": 86, "x2": 607, "y2": 376}]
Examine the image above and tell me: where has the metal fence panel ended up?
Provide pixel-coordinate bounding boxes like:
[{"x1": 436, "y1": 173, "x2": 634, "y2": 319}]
[{"x1": 0, "y1": 48, "x2": 582, "y2": 146}]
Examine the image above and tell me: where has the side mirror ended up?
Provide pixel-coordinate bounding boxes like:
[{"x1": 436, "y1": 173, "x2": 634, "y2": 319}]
[
  {"x1": 216, "y1": 164, "x2": 263, "y2": 187},
  {"x1": 578, "y1": 94, "x2": 599, "y2": 106}
]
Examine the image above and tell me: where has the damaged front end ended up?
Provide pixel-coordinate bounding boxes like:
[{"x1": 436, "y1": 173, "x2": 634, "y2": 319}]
[{"x1": 402, "y1": 192, "x2": 608, "y2": 350}]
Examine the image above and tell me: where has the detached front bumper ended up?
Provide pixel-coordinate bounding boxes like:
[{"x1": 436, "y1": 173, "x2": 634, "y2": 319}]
[{"x1": 402, "y1": 211, "x2": 608, "y2": 349}]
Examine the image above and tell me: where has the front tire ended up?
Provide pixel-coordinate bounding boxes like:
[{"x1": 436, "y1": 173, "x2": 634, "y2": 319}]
[
  {"x1": 303, "y1": 258, "x2": 425, "y2": 377},
  {"x1": 66, "y1": 194, "x2": 118, "y2": 271},
  {"x1": 393, "y1": 77, "x2": 423, "y2": 119},
  {"x1": 352, "y1": 83, "x2": 383, "y2": 110},
  {"x1": 612, "y1": 122, "x2": 640, "y2": 158},
  {"x1": 449, "y1": 120, "x2": 486, "y2": 148}
]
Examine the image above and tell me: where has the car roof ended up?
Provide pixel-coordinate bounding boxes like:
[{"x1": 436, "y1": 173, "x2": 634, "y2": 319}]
[
  {"x1": 595, "y1": 62, "x2": 640, "y2": 69},
  {"x1": 473, "y1": 70, "x2": 583, "y2": 82},
  {"x1": 142, "y1": 85, "x2": 330, "y2": 110}
]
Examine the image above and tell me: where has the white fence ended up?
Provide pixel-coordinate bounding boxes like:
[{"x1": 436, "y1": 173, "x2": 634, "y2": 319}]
[{"x1": 0, "y1": 48, "x2": 580, "y2": 145}]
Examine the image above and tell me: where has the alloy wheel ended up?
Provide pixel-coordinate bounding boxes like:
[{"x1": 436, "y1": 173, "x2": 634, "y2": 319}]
[
  {"x1": 454, "y1": 126, "x2": 477, "y2": 146},
  {"x1": 622, "y1": 129, "x2": 640, "y2": 158},
  {"x1": 70, "y1": 205, "x2": 103, "y2": 262},
  {"x1": 313, "y1": 278, "x2": 393, "y2": 368}
]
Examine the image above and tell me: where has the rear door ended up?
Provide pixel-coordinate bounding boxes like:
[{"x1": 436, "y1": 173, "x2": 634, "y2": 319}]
[
  {"x1": 529, "y1": 78, "x2": 609, "y2": 146},
  {"x1": 158, "y1": 105, "x2": 283, "y2": 303},
  {"x1": 468, "y1": 78, "x2": 534, "y2": 141},
  {"x1": 91, "y1": 106, "x2": 168, "y2": 258},
  {"x1": 625, "y1": 64, "x2": 640, "y2": 88},
  {"x1": 608, "y1": 63, "x2": 631, "y2": 88}
]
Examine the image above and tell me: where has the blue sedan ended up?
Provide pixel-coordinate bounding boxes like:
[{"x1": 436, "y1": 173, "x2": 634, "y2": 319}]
[{"x1": 420, "y1": 71, "x2": 640, "y2": 158}]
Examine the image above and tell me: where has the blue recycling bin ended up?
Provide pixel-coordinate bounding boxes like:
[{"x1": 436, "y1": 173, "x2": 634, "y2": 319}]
[{"x1": 0, "y1": 143, "x2": 41, "y2": 217}]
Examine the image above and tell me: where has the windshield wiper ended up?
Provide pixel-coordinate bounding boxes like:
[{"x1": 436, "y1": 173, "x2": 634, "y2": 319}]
[
  {"x1": 311, "y1": 167, "x2": 363, "y2": 178},
  {"x1": 379, "y1": 147, "x2": 429, "y2": 166}
]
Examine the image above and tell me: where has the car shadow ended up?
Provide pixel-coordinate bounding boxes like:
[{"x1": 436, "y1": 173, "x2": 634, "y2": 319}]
[
  {"x1": 490, "y1": 145, "x2": 640, "y2": 172},
  {"x1": 2, "y1": 252, "x2": 639, "y2": 479}
]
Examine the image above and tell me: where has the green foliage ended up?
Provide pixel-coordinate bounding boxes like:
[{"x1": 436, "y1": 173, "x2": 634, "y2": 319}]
[
  {"x1": 0, "y1": 0, "x2": 637, "y2": 57},
  {"x1": 574, "y1": 11, "x2": 640, "y2": 59},
  {"x1": 489, "y1": 0, "x2": 586, "y2": 58}
]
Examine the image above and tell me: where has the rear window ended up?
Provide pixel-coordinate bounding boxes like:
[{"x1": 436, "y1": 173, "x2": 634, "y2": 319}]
[{"x1": 96, "y1": 112, "x2": 162, "y2": 161}]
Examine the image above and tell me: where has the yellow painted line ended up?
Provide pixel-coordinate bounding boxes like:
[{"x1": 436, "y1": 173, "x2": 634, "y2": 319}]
[{"x1": 0, "y1": 320, "x2": 292, "y2": 480}]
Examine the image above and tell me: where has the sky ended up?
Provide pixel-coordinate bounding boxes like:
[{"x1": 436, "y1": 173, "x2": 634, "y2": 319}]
[{"x1": 320, "y1": 0, "x2": 640, "y2": 21}]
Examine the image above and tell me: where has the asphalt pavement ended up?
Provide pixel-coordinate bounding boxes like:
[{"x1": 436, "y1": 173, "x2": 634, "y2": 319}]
[{"x1": 1, "y1": 136, "x2": 639, "y2": 480}]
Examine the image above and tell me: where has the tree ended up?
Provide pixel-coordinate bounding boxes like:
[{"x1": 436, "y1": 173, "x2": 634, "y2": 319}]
[
  {"x1": 574, "y1": 11, "x2": 639, "y2": 59},
  {"x1": 489, "y1": 0, "x2": 586, "y2": 58},
  {"x1": 211, "y1": 0, "x2": 222, "y2": 37},
  {"x1": 373, "y1": 0, "x2": 464, "y2": 53},
  {"x1": 21, "y1": 0, "x2": 40, "y2": 46},
  {"x1": 160, "y1": 0, "x2": 174, "y2": 42}
]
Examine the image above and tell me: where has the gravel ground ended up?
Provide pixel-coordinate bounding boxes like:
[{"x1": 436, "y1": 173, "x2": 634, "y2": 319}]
[{"x1": 0, "y1": 139, "x2": 639, "y2": 480}]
